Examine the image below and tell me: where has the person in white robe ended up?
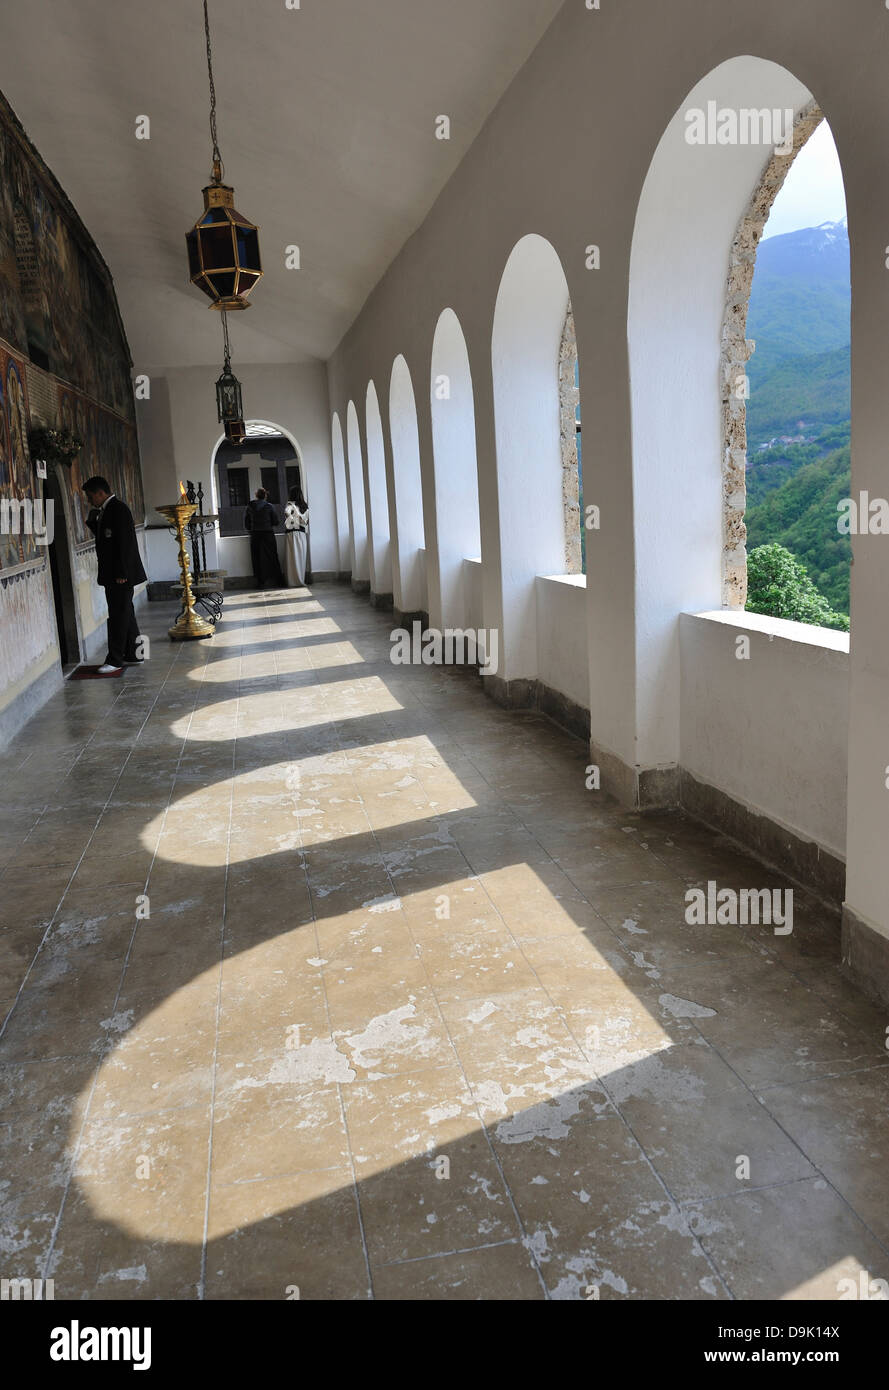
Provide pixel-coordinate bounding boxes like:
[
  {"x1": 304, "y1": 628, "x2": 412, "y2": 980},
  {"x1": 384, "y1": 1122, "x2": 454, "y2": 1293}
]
[{"x1": 283, "y1": 485, "x2": 308, "y2": 587}]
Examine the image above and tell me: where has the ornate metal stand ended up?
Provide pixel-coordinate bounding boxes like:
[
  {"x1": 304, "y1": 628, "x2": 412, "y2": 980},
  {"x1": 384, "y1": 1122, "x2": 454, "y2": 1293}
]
[
  {"x1": 156, "y1": 500, "x2": 214, "y2": 640},
  {"x1": 184, "y1": 479, "x2": 224, "y2": 623}
]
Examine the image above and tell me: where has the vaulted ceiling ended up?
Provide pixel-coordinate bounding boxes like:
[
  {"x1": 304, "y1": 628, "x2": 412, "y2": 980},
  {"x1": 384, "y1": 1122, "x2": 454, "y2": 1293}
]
[{"x1": 0, "y1": 0, "x2": 563, "y2": 370}]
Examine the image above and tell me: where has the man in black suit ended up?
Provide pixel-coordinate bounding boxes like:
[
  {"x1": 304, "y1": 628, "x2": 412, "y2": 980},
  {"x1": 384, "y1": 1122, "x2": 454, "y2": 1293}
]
[
  {"x1": 244, "y1": 487, "x2": 285, "y2": 589},
  {"x1": 83, "y1": 475, "x2": 147, "y2": 674}
]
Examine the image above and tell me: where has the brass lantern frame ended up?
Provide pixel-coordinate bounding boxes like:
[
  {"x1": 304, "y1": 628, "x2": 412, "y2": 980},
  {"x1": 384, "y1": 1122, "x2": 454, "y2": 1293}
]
[{"x1": 186, "y1": 177, "x2": 262, "y2": 311}]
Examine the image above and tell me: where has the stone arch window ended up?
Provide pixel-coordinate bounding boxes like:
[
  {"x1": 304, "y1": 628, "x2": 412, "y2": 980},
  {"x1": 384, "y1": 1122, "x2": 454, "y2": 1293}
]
[
  {"x1": 559, "y1": 304, "x2": 583, "y2": 574},
  {"x1": 721, "y1": 103, "x2": 823, "y2": 608}
]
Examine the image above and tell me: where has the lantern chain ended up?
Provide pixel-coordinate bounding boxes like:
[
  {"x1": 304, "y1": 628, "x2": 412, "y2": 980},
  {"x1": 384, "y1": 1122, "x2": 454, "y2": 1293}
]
[
  {"x1": 221, "y1": 307, "x2": 232, "y2": 371},
  {"x1": 203, "y1": 0, "x2": 224, "y2": 182}
]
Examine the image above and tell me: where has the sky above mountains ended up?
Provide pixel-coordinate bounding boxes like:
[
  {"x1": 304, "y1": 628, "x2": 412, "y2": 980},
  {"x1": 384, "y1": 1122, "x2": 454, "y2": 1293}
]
[{"x1": 762, "y1": 120, "x2": 846, "y2": 239}]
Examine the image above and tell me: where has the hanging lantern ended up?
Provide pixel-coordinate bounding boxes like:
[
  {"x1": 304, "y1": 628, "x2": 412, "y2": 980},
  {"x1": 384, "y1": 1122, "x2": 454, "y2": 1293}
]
[
  {"x1": 216, "y1": 345, "x2": 243, "y2": 425},
  {"x1": 216, "y1": 310, "x2": 246, "y2": 446},
  {"x1": 224, "y1": 419, "x2": 247, "y2": 445},
  {"x1": 186, "y1": 1, "x2": 262, "y2": 311}
]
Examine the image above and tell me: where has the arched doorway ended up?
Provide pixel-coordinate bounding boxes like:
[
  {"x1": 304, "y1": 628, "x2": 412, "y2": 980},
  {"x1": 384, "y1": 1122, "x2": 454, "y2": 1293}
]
[
  {"x1": 209, "y1": 419, "x2": 309, "y2": 584},
  {"x1": 43, "y1": 465, "x2": 79, "y2": 665}
]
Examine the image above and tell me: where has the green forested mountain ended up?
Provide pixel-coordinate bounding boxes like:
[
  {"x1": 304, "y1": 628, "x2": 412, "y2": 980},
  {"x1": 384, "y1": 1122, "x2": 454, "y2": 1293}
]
[
  {"x1": 743, "y1": 220, "x2": 851, "y2": 617},
  {"x1": 746, "y1": 344, "x2": 849, "y2": 445},
  {"x1": 745, "y1": 444, "x2": 851, "y2": 614}
]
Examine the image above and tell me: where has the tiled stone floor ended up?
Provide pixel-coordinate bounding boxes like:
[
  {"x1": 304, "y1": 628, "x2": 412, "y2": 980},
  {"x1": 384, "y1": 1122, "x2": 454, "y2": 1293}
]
[{"x1": 1, "y1": 585, "x2": 888, "y2": 1300}]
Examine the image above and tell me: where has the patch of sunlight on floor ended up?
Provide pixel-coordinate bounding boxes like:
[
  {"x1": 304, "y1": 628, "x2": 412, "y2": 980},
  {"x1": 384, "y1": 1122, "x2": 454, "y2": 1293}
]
[
  {"x1": 212, "y1": 616, "x2": 342, "y2": 647},
  {"x1": 168, "y1": 676, "x2": 404, "y2": 740},
  {"x1": 186, "y1": 641, "x2": 366, "y2": 682},
  {"x1": 69, "y1": 868, "x2": 672, "y2": 1241},
  {"x1": 224, "y1": 600, "x2": 326, "y2": 622},
  {"x1": 782, "y1": 1258, "x2": 871, "y2": 1300},
  {"x1": 143, "y1": 735, "x2": 475, "y2": 863}
]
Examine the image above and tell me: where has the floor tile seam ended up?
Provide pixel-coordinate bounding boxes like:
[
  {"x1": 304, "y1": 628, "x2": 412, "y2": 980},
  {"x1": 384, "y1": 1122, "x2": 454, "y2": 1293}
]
[
  {"x1": 34, "y1": 642, "x2": 200, "y2": 1279},
  {"x1": 198, "y1": 653, "x2": 242, "y2": 1302},
  {"x1": 754, "y1": 1059, "x2": 889, "y2": 1094},
  {"x1": 588, "y1": 1062, "x2": 736, "y2": 1300},
  {"x1": 757, "y1": 951, "x2": 888, "y2": 1047},
  {"x1": 677, "y1": 1172, "x2": 846, "y2": 1209},
  {"x1": 688, "y1": 1021, "x2": 889, "y2": 1259},
  {"x1": 0, "y1": 643, "x2": 193, "y2": 1050},
  {"x1": 351, "y1": 757, "x2": 560, "y2": 1300},
  {"x1": 265, "y1": 591, "x2": 376, "y2": 1301},
  {"x1": 305, "y1": 601, "x2": 525, "y2": 1298},
  {"x1": 372, "y1": 1236, "x2": 523, "y2": 1270}
]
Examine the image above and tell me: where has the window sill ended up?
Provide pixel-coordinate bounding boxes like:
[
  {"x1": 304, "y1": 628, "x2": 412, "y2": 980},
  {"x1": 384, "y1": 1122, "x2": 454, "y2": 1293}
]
[
  {"x1": 688, "y1": 608, "x2": 849, "y2": 655},
  {"x1": 538, "y1": 572, "x2": 587, "y2": 589}
]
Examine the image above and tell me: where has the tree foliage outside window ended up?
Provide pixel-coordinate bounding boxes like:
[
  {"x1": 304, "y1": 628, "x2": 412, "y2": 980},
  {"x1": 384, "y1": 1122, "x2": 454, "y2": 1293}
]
[{"x1": 745, "y1": 542, "x2": 849, "y2": 632}]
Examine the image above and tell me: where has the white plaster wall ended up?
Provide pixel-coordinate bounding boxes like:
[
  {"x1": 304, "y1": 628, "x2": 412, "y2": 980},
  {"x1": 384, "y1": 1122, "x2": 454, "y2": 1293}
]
[
  {"x1": 464, "y1": 558, "x2": 483, "y2": 636},
  {"x1": 680, "y1": 612, "x2": 849, "y2": 858},
  {"x1": 345, "y1": 400, "x2": 370, "y2": 582},
  {"x1": 137, "y1": 362, "x2": 337, "y2": 580},
  {"x1": 331, "y1": 413, "x2": 350, "y2": 573},
  {"x1": 536, "y1": 575, "x2": 589, "y2": 714},
  {"x1": 364, "y1": 381, "x2": 392, "y2": 595},
  {"x1": 389, "y1": 357, "x2": 427, "y2": 616}
]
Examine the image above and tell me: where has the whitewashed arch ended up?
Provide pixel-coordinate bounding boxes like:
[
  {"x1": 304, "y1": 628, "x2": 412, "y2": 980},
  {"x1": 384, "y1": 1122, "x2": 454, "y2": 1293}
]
[
  {"x1": 388, "y1": 355, "x2": 426, "y2": 616},
  {"x1": 330, "y1": 412, "x2": 350, "y2": 576},
  {"x1": 345, "y1": 399, "x2": 369, "y2": 583},
  {"x1": 720, "y1": 103, "x2": 828, "y2": 608},
  {"x1": 364, "y1": 381, "x2": 392, "y2": 597},
  {"x1": 491, "y1": 233, "x2": 571, "y2": 682},
  {"x1": 628, "y1": 54, "x2": 815, "y2": 770},
  {"x1": 430, "y1": 308, "x2": 481, "y2": 630}
]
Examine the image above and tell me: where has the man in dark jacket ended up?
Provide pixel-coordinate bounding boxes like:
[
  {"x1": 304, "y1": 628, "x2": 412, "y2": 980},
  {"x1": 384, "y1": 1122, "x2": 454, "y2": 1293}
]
[
  {"x1": 83, "y1": 475, "x2": 147, "y2": 674},
  {"x1": 244, "y1": 488, "x2": 285, "y2": 589}
]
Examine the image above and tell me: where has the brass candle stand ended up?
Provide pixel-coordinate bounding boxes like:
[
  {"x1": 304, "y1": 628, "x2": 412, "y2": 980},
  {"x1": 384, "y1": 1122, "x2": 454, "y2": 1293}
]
[{"x1": 156, "y1": 501, "x2": 215, "y2": 641}]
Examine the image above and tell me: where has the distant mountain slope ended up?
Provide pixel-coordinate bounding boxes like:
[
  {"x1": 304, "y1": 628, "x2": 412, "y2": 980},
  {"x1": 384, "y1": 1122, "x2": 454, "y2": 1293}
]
[
  {"x1": 746, "y1": 220, "x2": 850, "y2": 361},
  {"x1": 740, "y1": 218, "x2": 852, "y2": 619},
  {"x1": 746, "y1": 422, "x2": 850, "y2": 509},
  {"x1": 746, "y1": 343, "x2": 849, "y2": 446}
]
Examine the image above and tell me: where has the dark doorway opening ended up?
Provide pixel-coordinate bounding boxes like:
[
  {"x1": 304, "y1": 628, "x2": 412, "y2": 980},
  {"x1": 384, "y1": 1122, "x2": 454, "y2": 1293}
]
[{"x1": 44, "y1": 468, "x2": 79, "y2": 666}]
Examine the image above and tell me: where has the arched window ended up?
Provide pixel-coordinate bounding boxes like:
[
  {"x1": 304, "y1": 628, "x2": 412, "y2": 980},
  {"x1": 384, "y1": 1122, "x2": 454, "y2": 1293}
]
[
  {"x1": 628, "y1": 56, "x2": 826, "y2": 770},
  {"x1": 330, "y1": 412, "x2": 351, "y2": 576},
  {"x1": 559, "y1": 304, "x2": 583, "y2": 574},
  {"x1": 364, "y1": 381, "x2": 392, "y2": 598},
  {"x1": 429, "y1": 310, "x2": 481, "y2": 629},
  {"x1": 491, "y1": 233, "x2": 572, "y2": 682},
  {"x1": 346, "y1": 400, "x2": 369, "y2": 584},
  {"x1": 389, "y1": 355, "x2": 427, "y2": 618}
]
